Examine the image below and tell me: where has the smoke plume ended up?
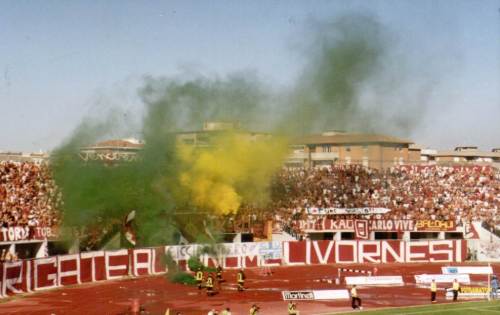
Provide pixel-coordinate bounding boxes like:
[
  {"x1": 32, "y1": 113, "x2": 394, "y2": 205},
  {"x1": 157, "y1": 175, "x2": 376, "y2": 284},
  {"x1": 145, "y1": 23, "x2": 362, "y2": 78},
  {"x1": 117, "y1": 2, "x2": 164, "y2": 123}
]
[
  {"x1": 51, "y1": 13, "x2": 432, "y2": 246},
  {"x1": 287, "y1": 13, "x2": 431, "y2": 136}
]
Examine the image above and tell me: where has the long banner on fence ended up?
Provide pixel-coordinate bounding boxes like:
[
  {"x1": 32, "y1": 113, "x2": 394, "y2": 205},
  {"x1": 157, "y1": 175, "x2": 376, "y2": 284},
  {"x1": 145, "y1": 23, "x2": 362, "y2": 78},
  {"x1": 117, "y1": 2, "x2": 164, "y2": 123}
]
[
  {"x1": 297, "y1": 219, "x2": 456, "y2": 235},
  {"x1": 306, "y1": 207, "x2": 390, "y2": 215},
  {"x1": 0, "y1": 226, "x2": 58, "y2": 242},
  {"x1": 0, "y1": 240, "x2": 466, "y2": 299},
  {"x1": 0, "y1": 247, "x2": 165, "y2": 298}
]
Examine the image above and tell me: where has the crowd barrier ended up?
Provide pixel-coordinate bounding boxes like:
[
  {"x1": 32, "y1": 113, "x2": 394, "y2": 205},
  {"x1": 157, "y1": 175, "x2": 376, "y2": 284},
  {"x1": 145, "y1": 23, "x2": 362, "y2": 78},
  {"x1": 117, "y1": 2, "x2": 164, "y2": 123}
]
[{"x1": 0, "y1": 240, "x2": 466, "y2": 298}]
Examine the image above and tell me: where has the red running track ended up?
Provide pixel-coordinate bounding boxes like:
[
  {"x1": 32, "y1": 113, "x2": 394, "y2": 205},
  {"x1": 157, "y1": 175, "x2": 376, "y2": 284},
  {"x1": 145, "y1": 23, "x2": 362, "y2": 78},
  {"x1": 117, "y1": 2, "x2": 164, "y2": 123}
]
[{"x1": 0, "y1": 263, "x2": 498, "y2": 315}]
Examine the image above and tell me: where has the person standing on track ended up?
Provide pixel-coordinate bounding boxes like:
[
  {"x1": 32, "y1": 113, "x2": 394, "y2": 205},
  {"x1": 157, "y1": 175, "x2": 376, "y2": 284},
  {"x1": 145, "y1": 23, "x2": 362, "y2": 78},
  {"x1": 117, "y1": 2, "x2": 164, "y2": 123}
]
[
  {"x1": 452, "y1": 279, "x2": 460, "y2": 301},
  {"x1": 195, "y1": 267, "x2": 204, "y2": 290},
  {"x1": 206, "y1": 273, "x2": 215, "y2": 296},
  {"x1": 491, "y1": 275, "x2": 499, "y2": 300},
  {"x1": 216, "y1": 265, "x2": 224, "y2": 282},
  {"x1": 350, "y1": 285, "x2": 362, "y2": 310},
  {"x1": 249, "y1": 304, "x2": 260, "y2": 315},
  {"x1": 237, "y1": 268, "x2": 246, "y2": 292},
  {"x1": 430, "y1": 279, "x2": 437, "y2": 303},
  {"x1": 287, "y1": 302, "x2": 299, "y2": 315}
]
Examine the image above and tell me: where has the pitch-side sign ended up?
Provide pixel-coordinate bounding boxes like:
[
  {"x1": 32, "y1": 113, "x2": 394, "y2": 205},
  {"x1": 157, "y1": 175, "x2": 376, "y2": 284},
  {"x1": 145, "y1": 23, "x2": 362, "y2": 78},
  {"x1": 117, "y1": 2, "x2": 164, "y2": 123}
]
[
  {"x1": 282, "y1": 290, "x2": 349, "y2": 301},
  {"x1": 445, "y1": 287, "x2": 499, "y2": 298},
  {"x1": 415, "y1": 274, "x2": 471, "y2": 284},
  {"x1": 345, "y1": 276, "x2": 404, "y2": 286},
  {"x1": 306, "y1": 207, "x2": 390, "y2": 215},
  {"x1": 441, "y1": 266, "x2": 493, "y2": 275}
]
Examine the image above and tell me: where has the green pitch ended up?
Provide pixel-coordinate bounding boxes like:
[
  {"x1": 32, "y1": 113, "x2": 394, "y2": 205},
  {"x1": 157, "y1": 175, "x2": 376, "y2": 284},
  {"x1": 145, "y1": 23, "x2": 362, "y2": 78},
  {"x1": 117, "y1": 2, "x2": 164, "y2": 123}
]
[{"x1": 333, "y1": 300, "x2": 500, "y2": 314}]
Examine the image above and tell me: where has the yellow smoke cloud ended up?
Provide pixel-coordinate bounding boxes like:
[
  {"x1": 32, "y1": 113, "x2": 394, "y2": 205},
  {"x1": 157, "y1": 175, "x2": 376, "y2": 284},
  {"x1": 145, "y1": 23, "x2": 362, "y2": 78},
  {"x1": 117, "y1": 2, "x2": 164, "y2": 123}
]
[{"x1": 177, "y1": 132, "x2": 289, "y2": 215}]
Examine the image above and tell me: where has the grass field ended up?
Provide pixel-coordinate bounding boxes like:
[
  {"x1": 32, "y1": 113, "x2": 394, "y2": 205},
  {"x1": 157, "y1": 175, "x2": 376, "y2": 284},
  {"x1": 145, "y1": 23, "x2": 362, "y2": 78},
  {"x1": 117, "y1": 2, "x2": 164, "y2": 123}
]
[{"x1": 333, "y1": 300, "x2": 500, "y2": 315}]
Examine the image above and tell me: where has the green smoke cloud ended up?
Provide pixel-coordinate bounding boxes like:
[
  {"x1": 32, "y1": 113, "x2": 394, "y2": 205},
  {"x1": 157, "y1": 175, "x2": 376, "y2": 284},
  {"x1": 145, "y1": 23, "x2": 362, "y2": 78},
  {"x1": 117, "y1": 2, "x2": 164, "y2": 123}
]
[{"x1": 51, "y1": 13, "x2": 432, "y2": 247}]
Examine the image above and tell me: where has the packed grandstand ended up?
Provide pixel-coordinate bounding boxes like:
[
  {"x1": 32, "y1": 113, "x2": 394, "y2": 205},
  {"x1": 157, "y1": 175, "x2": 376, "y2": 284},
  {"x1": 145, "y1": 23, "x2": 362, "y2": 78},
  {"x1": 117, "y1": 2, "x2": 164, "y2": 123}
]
[
  {"x1": 1, "y1": 150, "x2": 500, "y2": 314},
  {"x1": 1, "y1": 156, "x2": 499, "y2": 257}
]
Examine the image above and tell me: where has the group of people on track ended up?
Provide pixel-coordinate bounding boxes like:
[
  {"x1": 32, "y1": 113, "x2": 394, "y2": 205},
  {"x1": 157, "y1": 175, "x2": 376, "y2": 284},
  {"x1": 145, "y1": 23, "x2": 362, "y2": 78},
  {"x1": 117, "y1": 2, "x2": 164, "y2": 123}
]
[
  {"x1": 430, "y1": 275, "x2": 498, "y2": 303},
  {"x1": 193, "y1": 265, "x2": 498, "y2": 313},
  {"x1": 195, "y1": 266, "x2": 246, "y2": 297}
]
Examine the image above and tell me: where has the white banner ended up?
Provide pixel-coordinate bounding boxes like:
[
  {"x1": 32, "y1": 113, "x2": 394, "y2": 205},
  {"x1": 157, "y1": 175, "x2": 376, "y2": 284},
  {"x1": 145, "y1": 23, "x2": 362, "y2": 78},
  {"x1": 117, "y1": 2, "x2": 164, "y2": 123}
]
[
  {"x1": 166, "y1": 241, "x2": 282, "y2": 261},
  {"x1": 258, "y1": 241, "x2": 282, "y2": 259},
  {"x1": 223, "y1": 243, "x2": 260, "y2": 257},
  {"x1": 345, "y1": 276, "x2": 404, "y2": 286},
  {"x1": 313, "y1": 290, "x2": 350, "y2": 300},
  {"x1": 441, "y1": 266, "x2": 493, "y2": 275},
  {"x1": 306, "y1": 207, "x2": 390, "y2": 215},
  {"x1": 415, "y1": 274, "x2": 471, "y2": 284},
  {"x1": 282, "y1": 290, "x2": 349, "y2": 301}
]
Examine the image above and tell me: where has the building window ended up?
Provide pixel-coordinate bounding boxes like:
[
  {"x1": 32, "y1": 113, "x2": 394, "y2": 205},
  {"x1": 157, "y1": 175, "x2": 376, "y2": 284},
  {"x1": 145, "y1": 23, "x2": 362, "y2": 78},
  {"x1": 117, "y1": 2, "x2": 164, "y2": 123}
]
[
  {"x1": 322, "y1": 145, "x2": 331, "y2": 153},
  {"x1": 363, "y1": 145, "x2": 368, "y2": 152}
]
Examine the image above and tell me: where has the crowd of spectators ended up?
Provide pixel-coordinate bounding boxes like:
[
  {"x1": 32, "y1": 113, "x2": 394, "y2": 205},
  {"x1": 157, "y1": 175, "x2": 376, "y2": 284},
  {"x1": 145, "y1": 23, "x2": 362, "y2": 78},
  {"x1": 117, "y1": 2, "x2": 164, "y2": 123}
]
[
  {"x1": 265, "y1": 164, "x2": 500, "y2": 237},
  {"x1": 0, "y1": 248, "x2": 18, "y2": 262},
  {"x1": 0, "y1": 161, "x2": 62, "y2": 230},
  {"x1": 1, "y1": 158, "x2": 499, "y2": 245}
]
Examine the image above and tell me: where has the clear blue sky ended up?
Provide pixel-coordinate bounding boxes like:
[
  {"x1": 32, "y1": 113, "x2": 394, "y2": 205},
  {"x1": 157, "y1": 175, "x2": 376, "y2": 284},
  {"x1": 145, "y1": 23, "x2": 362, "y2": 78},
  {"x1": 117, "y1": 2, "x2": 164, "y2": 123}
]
[{"x1": 1, "y1": 0, "x2": 499, "y2": 151}]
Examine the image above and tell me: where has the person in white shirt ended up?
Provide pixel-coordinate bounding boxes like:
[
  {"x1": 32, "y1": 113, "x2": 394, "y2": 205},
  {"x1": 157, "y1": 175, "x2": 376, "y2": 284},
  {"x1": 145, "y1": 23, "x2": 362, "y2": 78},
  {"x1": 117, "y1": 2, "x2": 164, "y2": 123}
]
[{"x1": 350, "y1": 285, "x2": 362, "y2": 309}]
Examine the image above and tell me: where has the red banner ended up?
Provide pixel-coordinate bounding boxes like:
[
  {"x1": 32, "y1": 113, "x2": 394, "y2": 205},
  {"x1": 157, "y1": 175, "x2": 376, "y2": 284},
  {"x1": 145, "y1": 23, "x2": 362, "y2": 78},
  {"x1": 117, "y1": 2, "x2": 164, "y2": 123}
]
[
  {"x1": 0, "y1": 226, "x2": 58, "y2": 242},
  {"x1": 282, "y1": 240, "x2": 466, "y2": 265},
  {"x1": 0, "y1": 247, "x2": 166, "y2": 298},
  {"x1": 0, "y1": 240, "x2": 467, "y2": 299}
]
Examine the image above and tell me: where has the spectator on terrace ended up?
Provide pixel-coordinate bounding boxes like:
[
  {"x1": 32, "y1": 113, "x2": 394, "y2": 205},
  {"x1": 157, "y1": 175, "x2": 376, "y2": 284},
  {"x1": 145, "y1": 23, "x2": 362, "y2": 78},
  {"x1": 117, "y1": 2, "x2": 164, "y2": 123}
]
[
  {"x1": 0, "y1": 161, "x2": 61, "y2": 229},
  {"x1": 241, "y1": 165, "x2": 499, "y2": 237}
]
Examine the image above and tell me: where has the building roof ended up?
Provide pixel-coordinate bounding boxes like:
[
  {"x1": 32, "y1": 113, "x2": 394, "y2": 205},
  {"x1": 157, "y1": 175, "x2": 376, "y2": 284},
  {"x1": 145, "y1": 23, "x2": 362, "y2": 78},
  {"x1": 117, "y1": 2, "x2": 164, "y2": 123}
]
[
  {"x1": 409, "y1": 144, "x2": 424, "y2": 150},
  {"x1": 295, "y1": 133, "x2": 413, "y2": 146},
  {"x1": 175, "y1": 129, "x2": 270, "y2": 136},
  {"x1": 86, "y1": 139, "x2": 144, "y2": 150},
  {"x1": 432, "y1": 149, "x2": 500, "y2": 158}
]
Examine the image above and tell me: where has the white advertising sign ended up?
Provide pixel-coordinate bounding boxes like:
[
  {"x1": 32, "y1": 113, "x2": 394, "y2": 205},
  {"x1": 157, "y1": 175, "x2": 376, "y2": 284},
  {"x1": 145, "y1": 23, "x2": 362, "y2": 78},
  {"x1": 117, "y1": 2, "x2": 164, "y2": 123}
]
[
  {"x1": 441, "y1": 266, "x2": 493, "y2": 275},
  {"x1": 345, "y1": 276, "x2": 404, "y2": 286},
  {"x1": 445, "y1": 287, "x2": 499, "y2": 299},
  {"x1": 313, "y1": 290, "x2": 350, "y2": 300},
  {"x1": 282, "y1": 290, "x2": 349, "y2": 300},
  {"x1": 282, "y1": 291, "x2": 315, "y2": 300},
  {"x1": 414, "y1": 274, "x2": 471, "y2": 284}
]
